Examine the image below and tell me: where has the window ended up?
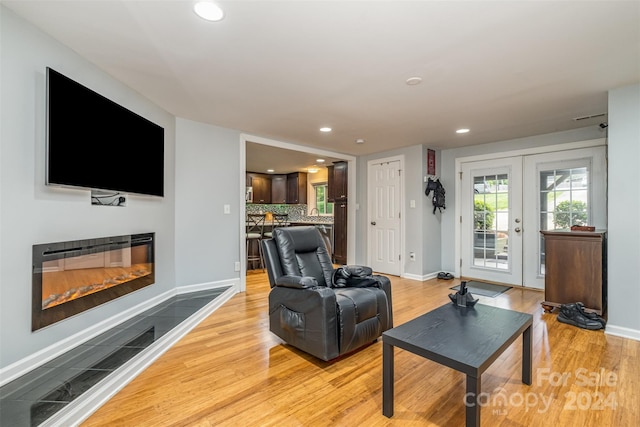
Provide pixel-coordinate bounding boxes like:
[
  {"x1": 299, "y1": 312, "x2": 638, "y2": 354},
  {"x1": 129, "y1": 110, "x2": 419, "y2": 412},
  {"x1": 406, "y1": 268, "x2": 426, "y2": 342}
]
[
  {"x1": 312, "y1": 183, "x2": 333, "y2": 215},
  {"x1": 539, "y1": 166, "x2": 590, "y2": 275},
  {"x1": 540, "y1": 167, "x2": 589, "y2": 231}
]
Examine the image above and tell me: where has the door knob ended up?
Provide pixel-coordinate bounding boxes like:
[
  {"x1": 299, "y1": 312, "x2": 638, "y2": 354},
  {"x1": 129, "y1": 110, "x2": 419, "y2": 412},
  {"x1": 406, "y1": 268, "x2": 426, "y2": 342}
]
[
  {"x1": 515, "y1": 227, "x2": 521, "y2": 232},
  {"x1": 371, "y1": 221, "x2": 377, "y2": 226},
  {"x1": 515, "y1": 218, "x2": 521, "y2": 223}
]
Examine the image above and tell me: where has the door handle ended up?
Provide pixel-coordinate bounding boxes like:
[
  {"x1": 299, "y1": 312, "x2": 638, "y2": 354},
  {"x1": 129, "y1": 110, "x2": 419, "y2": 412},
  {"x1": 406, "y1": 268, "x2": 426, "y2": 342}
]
[
  {"x1": 515, "y1": 227, "x2": 521, "y2": 232},
  {"x1": 371, "y1": 221, "x2": 376, "y2": 226}
]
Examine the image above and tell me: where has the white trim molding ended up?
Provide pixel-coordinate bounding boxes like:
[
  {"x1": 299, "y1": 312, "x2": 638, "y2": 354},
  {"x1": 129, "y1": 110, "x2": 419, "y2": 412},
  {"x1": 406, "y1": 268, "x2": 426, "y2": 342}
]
[
  {"x1": 402, "y1": 271, "x2": 440, "y2": 282},
  {"x1": 605, "y1": 324, "x2": 640, "y2": 342},
  {"x1": 41, "y1": 284, "x2": 237, "y2": 427},
  {"x1": 0, "y1": 280, "x2": 239, "y2": 387}
]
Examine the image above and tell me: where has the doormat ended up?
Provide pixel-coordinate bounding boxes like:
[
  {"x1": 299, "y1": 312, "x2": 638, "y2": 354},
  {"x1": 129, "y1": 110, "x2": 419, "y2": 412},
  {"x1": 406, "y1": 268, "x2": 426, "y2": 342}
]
[{"x1": 450, "y1": 281, "x2": 512, "y2": 298}]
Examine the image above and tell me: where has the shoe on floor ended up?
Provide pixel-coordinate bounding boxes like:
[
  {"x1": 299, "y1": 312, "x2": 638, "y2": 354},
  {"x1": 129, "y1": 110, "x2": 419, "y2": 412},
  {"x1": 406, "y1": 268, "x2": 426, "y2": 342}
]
[
  {"x1": 575, "y1": 302, "x2": 606, "y2": 328},
  {"x1": 560, "y1": 302, "x2": 606, "y2": 329},
  {"x1": 557, "y1": 310, "x2": 603, "y2": 330},
  {"x1": 437, "y1": 272, "x2": 454, "y2": 280}
]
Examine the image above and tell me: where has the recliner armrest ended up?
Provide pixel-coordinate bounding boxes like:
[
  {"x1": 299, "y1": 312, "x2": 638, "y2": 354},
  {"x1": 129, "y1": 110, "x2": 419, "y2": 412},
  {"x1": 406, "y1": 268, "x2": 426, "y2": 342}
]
[
  {"x1": 343, "y1": 265, "x2": 373, "y2": 277},
  {"x1": 275, "y1": 275, "x2": 318, "y2": 289}
]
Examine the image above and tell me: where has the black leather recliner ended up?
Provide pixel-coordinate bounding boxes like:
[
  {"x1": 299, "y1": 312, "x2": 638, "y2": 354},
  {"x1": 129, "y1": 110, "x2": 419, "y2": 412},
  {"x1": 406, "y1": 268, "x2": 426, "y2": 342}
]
[{"x1": 261, "y1": 226, "x2": 393, "y2": 361}]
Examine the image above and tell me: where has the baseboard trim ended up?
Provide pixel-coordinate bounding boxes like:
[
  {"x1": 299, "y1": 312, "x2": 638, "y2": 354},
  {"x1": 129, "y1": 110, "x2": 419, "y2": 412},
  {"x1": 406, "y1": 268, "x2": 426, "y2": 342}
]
[
  {"x1": 604, "y1": 324, "x2": 640, "y2": 342},
  {"x1": 40, "y1": 283, "x2": 238, "y2": 427},
  {"x1": 401, "y1": 271, "x2": 440, "y2": 282},
  {"x1": 0, "y1": 278, "x2": 238, "y2": 387}
]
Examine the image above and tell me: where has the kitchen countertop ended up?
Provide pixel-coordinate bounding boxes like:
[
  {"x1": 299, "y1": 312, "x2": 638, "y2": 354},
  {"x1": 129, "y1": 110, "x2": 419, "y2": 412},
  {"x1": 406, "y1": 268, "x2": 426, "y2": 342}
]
[
  {"x1": 247, "y1": 220, "x2": 333, "y2": 226},
  {"x1": 288, "y1": 220, "x2": 333, "y2": 226}
]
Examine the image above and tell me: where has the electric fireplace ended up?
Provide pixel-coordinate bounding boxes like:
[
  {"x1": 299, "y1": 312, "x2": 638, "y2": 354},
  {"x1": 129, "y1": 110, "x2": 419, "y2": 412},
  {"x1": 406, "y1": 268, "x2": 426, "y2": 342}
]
[{"x1": 32, "y1": 233, "x2": 155, "y2": 331}]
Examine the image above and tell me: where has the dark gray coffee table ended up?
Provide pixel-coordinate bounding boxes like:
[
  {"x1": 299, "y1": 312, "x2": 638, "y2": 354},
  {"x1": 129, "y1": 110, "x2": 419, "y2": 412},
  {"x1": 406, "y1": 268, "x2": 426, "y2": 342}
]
[{"x1": 382, "y1": 303, "x2": 533, "y2": 426}]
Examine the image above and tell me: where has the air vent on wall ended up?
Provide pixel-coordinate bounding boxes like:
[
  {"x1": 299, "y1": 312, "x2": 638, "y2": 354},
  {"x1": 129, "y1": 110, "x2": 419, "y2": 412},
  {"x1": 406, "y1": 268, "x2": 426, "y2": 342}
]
[{"x1": 573, "y1": 113, "x2": 606, "y2": 121}]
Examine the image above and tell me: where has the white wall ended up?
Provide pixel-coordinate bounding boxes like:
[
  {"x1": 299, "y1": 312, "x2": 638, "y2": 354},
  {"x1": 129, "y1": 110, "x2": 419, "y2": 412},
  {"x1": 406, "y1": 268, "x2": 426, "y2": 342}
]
[
  {"x1": 174, "y1": 118, "x2": 241, "y2": 287},
  {"x1": 0, "y1": 7, "x2": 176, "y2": 370},
  {"x1": 606, "y1": 83, "x2": 640, "y2": 338}
]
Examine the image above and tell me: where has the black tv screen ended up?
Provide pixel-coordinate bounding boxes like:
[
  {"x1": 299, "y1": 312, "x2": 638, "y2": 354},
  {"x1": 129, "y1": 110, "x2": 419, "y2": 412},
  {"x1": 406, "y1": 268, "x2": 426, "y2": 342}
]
[{"x1": 46, "y1": 67, "x2": 164, "y2": 197}]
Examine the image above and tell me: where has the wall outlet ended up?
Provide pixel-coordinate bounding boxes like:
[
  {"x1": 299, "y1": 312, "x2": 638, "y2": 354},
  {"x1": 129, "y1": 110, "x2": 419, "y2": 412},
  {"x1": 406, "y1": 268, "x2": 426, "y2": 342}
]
[
  {"x1": 409, "y1": 252, "x2": 415, "y2": 261},
  {"x1": 224, "y1": 204, "x2": 231, "y2": 214},
  {"x1": 234, "y1": 261, "x2": 240, "y2": 271},
  {"x1": 410, "y1": 199, "x2": 416, "y2": 208}
]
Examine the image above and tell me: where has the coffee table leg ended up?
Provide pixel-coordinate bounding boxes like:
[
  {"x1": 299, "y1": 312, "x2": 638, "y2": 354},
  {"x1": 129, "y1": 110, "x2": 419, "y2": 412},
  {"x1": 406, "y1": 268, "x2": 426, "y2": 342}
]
[
  {"x1": 465, "y1": 374, "x2": 481, "y2": 427},
  {"x1": 522, "y1": 324, "x2": 532, "y2": 385},
  {"x1": 382, "y1": 341, "x2": 394, "y2": 417}
]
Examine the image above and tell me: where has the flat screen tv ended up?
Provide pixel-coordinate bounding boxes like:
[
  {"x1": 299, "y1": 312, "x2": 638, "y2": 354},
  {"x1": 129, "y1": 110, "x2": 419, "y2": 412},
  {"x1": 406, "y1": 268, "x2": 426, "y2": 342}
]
[{"x1": 46, "y1": 67, "x2": 164, "y2": 197}]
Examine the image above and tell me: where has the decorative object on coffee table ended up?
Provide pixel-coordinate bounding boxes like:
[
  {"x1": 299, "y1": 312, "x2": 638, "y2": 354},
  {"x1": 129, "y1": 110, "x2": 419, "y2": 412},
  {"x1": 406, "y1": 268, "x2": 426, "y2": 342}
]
[
  {"x1": 448, "y1": 281, "x2": 478, "y2": 307},
  {"x1": 450, "y1": 281, "x2": 512, "y2": 298}
]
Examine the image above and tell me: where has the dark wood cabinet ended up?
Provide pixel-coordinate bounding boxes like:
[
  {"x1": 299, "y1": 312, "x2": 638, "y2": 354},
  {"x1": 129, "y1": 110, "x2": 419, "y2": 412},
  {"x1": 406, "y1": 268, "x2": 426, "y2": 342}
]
[
  {"x1": 271, "y1": 174, "x2": 287, "y2": 204},
  {"x1": 286, "y1": 172, "x2": 307, "y2": 204},
  {"x1": 246, "y1": 171, "x2": 307, "y2": 205},
  {"x1": 333, "y1": 202, "x2": 348, "y2": 265},
  {"x1": 247, "y1": 172, "x2": 271, "y2": 204},
  {"x1": 328, "y1": 161, "x2": 348, "y2": 202},
  {"x1": 540, "y1": 230, "x2": 607, "y2": 315}
]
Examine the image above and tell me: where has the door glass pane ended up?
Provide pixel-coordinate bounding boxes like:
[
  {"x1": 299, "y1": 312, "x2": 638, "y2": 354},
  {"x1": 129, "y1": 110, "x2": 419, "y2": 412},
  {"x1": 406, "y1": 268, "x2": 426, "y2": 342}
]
[
  {"x1": 473, "y1": 173, "x2": 509, "y2": 270},
  {"x1": 539, "y1": 166, "x2": 589, "y2": 274}
]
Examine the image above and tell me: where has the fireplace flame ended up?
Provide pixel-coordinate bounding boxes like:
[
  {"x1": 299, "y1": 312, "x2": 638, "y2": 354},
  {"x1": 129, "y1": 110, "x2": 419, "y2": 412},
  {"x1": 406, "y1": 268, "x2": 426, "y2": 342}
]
[{"x1": 42, "y1": 268, "x2": 151, "y2": 310}]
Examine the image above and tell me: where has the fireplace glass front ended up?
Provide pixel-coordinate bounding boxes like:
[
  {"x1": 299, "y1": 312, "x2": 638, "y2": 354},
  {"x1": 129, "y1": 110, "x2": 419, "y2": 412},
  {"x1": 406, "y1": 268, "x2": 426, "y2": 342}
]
[{"x1": 32, "y1": 233, "x2": 155, "y2": 330}]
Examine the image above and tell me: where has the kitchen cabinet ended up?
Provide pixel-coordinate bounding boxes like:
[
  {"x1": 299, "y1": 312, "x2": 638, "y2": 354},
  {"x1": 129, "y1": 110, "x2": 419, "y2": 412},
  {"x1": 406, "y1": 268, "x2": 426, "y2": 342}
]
[
  {"x1": 328, "y1": 161, "x2": 348, "y2": 202},
  {"x1": 286, "y1": 172, "x2": 307, "y2": 204},
  {"x1": 271, "y1": 174, "x2": 287, "y2": 204},
  {"x1": 540, "y1": 230, "x2": 607, "y2": 315},
  {"x1": 333, "y1": 202, "x2": 348, "y2": 265},
  {"x1": 247, "y1": 172, "x2": 271, "y2": 204}
]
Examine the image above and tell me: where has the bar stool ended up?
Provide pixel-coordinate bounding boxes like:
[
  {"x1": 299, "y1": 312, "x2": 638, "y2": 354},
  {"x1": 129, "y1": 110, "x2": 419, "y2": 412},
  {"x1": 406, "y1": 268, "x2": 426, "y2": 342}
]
[
  {"x1": 263, "y1": 213, "x2": 289, "y2": 239},
  {"x1": 246, "y1": 213, "x2": 266, "y2": 270}
]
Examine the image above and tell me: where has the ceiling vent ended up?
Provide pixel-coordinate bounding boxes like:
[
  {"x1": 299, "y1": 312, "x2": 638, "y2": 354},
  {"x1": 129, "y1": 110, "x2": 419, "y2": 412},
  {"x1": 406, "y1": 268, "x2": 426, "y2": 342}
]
[{"x1": 573, "y1": 113, "x2": 606, "y2": 121}]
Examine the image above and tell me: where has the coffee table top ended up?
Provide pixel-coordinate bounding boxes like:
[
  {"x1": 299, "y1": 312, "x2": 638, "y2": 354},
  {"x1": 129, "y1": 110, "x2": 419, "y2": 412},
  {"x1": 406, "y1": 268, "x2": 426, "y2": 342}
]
[{"x1": 383, "y1": 303, "x2": 532, "y2": 376}]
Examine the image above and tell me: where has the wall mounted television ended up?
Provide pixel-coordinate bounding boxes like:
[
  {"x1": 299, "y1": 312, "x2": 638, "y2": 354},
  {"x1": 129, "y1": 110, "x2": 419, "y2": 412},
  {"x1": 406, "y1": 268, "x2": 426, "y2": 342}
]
[{"x1": 46, "y1": 67, "x2": 164, "y2": 197}]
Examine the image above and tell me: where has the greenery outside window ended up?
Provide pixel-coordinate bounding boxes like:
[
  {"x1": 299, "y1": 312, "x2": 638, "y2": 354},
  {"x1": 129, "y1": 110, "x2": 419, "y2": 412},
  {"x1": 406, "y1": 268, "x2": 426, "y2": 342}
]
[{"x1": 312, "y1": 183, "x2": 333, "y2": 215}]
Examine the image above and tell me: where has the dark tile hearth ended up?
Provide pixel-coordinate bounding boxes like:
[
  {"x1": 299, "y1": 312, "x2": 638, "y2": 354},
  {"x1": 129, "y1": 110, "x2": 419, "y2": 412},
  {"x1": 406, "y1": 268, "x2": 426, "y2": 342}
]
[{"x1": 0, "y1": 288, "x2": 228, "y2": 427}]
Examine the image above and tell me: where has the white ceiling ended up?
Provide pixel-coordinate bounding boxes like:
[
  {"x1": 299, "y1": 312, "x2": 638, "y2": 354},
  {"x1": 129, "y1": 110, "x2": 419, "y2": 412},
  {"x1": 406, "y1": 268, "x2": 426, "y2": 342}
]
[{"x1": 4, "y1": 1, "x2": 639, "y2": 172}]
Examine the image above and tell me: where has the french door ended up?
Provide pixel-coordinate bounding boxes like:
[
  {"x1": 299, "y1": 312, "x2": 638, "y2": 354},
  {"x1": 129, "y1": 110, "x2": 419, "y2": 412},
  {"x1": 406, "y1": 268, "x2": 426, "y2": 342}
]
[
  {"x1": 461, "y1": 146, "x2": 607, "y2": 288},
  {"x1": 461, "y1": 157, "x2": 523, "y2": 285}
]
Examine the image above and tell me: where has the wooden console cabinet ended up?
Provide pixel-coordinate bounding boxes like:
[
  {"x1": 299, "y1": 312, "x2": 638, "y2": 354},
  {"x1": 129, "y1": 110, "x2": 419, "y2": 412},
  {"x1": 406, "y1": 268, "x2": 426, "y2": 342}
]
[{"x1": 540, "y1": 230, "x2": 607, "y2": 315}]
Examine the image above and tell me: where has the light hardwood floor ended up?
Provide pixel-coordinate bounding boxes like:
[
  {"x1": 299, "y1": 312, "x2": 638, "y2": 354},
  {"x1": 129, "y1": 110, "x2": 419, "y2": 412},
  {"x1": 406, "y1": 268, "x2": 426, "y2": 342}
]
[{"x1": 82, "y1": 272, "x2": 639, "y2": 426}]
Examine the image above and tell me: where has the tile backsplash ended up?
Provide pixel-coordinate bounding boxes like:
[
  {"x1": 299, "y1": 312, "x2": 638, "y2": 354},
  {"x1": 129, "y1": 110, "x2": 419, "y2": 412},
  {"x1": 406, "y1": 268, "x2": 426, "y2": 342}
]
[{"x1": 246, "y1": 204, "x2": 333, "y2": 223}]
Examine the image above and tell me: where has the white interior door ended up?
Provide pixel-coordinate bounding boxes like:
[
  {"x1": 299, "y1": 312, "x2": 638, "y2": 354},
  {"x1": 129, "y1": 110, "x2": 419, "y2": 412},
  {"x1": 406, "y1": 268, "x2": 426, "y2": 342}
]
[
  {"x1": 461, "y1": 157, "x2": 523, "y2": 286},
  {"x1": 368, "y1": 159, "x2": 401, "y2": 276}
]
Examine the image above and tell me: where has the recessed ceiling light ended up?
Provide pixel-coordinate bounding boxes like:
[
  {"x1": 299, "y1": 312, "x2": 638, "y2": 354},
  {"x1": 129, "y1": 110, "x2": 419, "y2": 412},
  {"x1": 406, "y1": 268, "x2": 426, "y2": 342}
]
[
  {"x1": 456, "y1": 128, "x2": 470, "y2": 134},
  {"x1": 266, "y1": 169, "x2": 274, "y2": 173},
  {"x1": 320, "y1": 127, "x2": 332, "y2": 132},
  {"x1": 355, "y1": 138, "x2": 365, "y2": 144},
  {"x1": 316, "y1": 159, "x2": 325, "y2": 163},
  {"x1": 307, "y1": 167, "x2": 319, "y2": 174},
  {"x1": 194, "y1": 1, "x2": 224, "y2": 21},
  {"x1": 405, "y1": 77, "x2": 423, "y2": 85}
]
